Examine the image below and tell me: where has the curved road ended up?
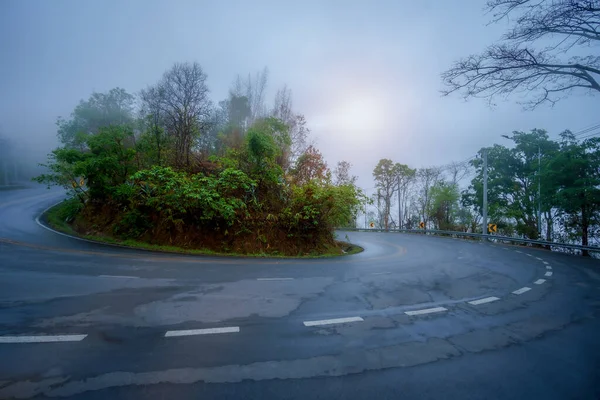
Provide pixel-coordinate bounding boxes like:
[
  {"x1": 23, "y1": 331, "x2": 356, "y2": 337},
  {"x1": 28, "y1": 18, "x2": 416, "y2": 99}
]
[{"x1": 1, "y1": 186, "x2": 599, "y2": 399}]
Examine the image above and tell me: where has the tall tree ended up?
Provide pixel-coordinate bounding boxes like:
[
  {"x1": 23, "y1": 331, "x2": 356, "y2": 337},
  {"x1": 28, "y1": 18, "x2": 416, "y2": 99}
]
[
  {"x1": 154, "y1": 62, "x2": 212, "y2": 168},
  {"x1": 416, "y1": 167, "x2": 441, "y2": 227},
  {"x1": 373, "y1": 159, "x2": 401, "y2": 230},
  {"x1": 442, "y1": 0, "x2": 600, "y2": 108},
  {"x1": 292, "y1": 145, "x2": 329, "y2": 185},
  {"x1": 333, "y1": 161, "x2": 357, "y2": 186},
  {"x1": 396, "y1": 164, "x2": 416, "y2": 229},
  {"x1": 57, "y1": 87, "x2": 135, "y2": 148},
  {"x1": 547, "y1": 131, "x2": 600, "y2": 254},
  {"x1": 428, "y1": 181, "x2": 460, "y2": 230}
]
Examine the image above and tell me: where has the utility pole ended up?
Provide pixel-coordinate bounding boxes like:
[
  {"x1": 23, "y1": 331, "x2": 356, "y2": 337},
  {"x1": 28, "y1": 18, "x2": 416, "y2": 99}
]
[
  {"x1": 397, "y1": 175, "x2": 401, "y2": 230},
  {"x1": 537, "y1": 146, "x2": 542, "y2": 237},
  {"x1": 482, "y1": 148, "x2": 488, "y2": 237}
]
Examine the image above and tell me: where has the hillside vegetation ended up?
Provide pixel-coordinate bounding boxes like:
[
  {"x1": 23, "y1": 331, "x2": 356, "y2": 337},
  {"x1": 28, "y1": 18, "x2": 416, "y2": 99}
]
[{"x1": 36, "y1": 63, "x2": 363, "y2": 256}]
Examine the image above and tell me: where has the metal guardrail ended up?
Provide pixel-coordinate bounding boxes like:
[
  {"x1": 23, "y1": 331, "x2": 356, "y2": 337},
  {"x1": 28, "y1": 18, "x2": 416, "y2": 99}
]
[{"x1": 337, "y1": 227, "x2": 600, "y2": 253}]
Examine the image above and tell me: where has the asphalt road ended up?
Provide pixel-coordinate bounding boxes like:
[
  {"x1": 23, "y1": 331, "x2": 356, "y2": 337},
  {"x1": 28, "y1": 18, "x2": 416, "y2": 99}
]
[{"x1": 1, "y1": 185, "x2": 599, "y2": 400}]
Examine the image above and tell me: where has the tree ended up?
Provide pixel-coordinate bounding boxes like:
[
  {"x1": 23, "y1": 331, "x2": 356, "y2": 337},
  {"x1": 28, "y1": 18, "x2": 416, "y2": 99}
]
[
  {"x1": 292, "y1": 145, "x2": 329, "y2": 186},
  {"x1": 463, "y1": 130, "x2": 560, "y2": 239},
  {"x1": 442, "y1": 0, "x2": 600, "y2": 108},
  {"x1": 154, "y1": 62, "x2": 212, "y2": 168},
  {"x1": 396, "y1": 164, "x2": 416, "y2": 229},
  {"x1": 416, "y1": 167, "x2": 441, "y2": 227},
  {"x1": 547, "y1": 131, "x2": 600, "y2": 255},
  {"x1": 428, "y1": 181, "x2": 460, "y2": 230},
  {"x1": 334, "y1": 161, "x2": 357, "y2": 186},
  {"x1": 57, "y1": 87, "x2": 135, "y2": 148},
  {"x1": 373, "y1": 159, "x2": 401, "y2": 230}
]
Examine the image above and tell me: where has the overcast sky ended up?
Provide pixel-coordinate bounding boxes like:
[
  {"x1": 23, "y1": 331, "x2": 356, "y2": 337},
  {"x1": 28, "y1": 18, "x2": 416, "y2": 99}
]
[{"x1": 1, "y1": 0, "x2": 598, "y2": 190}]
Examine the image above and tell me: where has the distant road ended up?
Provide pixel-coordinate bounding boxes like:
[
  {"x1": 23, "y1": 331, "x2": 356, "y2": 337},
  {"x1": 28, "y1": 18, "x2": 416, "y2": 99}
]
[{"x1": 1, "y1": 185, "x2": 599, "y2": 400}]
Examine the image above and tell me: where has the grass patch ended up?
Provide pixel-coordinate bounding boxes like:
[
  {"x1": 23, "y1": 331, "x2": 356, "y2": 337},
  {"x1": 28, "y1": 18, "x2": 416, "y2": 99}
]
[{"x1": 43, "y1": 200, "x2": 363, "y2": 258}]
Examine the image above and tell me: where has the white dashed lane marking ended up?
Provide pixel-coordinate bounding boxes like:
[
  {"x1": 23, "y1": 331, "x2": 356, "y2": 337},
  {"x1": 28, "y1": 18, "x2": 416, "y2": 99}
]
[
  {"x1": 512, "y1": 287, "x2": 531, "y2": 295},
  {"x1": 303, "y1": 317, "x2": 363, "y2": 327},
  {"x1": 165, "y1": 327, "x2": 240, "y2": 337},
  {"x1": 536, "y1": 257, "x2": 543, "y2": 260},
  {"x1": 515, "y1": 250, "x2": 523, "y2": 253},
  {"x1": 546, "y1": 266, "x2": 552, "y2": 270},
  {"x1": 0, "y1": 334, "x2": 87, "y2": 343},
  {"x1": 371, "y1": 272, "x2": 392, "y2": 275},
  {"x1": 526, "y1": 254, "x2": 533, "y2": 257},
  {"x1": 534, "y1": 279, "x2": 546, "y2": 285},
  {"x1": 405, "y1": 307, "x2": 447, "y2": 316},
  {"x1": 99, "y1": 275, "x2": 139, "y2": 279},
  {"x1": 256, "y1": 278, "x2": 294, "y2": 281},
  {"x1": 468, "y1": 296, "x2": 500, "y2": 305},
  {"x1": 543, "y1": 261, "x2": 549, "y2": 265},
  {"x1": 545, "y1": 271, "x2": 553, "y2": 277}
]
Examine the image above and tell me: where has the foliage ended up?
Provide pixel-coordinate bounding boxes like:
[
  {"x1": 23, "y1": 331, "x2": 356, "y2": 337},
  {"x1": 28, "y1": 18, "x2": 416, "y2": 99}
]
[
  {"x1": 35, "y1": 65, "x2": 358, "y2": 255},
  {"x1": 292, "y1": 146, "x2": 329, "y2": 186},
  {"x1": 57, "y1": 87, "x2": 135, "y2": 148}
]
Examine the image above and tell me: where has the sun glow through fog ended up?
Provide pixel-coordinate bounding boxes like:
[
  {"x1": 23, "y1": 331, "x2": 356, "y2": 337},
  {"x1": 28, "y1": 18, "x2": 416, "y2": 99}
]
[{"x1": 335, "y1": 97, "x2": 386, "y2": 131}]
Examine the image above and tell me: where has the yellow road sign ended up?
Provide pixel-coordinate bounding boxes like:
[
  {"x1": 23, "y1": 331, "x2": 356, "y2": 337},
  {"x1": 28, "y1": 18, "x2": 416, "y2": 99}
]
[
  {"x1": 369, "y1": 222, "x2": 375, "y2": 228},
  {"x1": 488, "y1": 223, "x2": 497, "y2": 233},
  {"x1": 419, "y1": 221, "x2": 425, "y2": 229}
]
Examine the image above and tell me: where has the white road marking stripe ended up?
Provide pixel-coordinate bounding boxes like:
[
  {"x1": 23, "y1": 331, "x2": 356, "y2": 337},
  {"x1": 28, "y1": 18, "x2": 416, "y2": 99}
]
[
  {"x1": 526, "y1": 254, "x2": 533, "y2": 257},
  {"x1": 99, "y1": 275, "x2": 139, "y2": 279},
  {"x1": 303, "y1": 317, "x2": 363, "y2": 327},
  {"x1": 405, "y1": 307, "x2": 447, "y2": 316},
  {"x1": 545, "y1": 271, "x2": 553, "y2": 277},
  {"x1": 534, "y1": 279, "x2": 546, "y2": 285},
  {"x1": 371, "y1": 272, "x2": 392, "y2": 275},
  {"x1": 536, "y1": 257, "x2": 543, "y2": 260},
  {"x1": 164, "y1": 327, "x2": 240, "y2": 337},
  {"x1": 546, "y1": 266, "x2": 552, "y2": 270},
  {"x1": 468, "y1": 296, "x2": 500, "y2": 305},
  {"x1": 512, "y1": 287, "x2": 531, "y2": 295},
  {"x1": 543, "y1": 261, "x2": 549, "y2": 265},
  {"x1": 502, "y1": 248, "x2": 509, "y2": 250},
  {"x1": 257, "y1": 278, "x2": 294, "y2": 281},
  {"x1": 0, "y1": 334, "x2": 87, "y2": 343},
  {"x1": 515, "y1": 250, "x2": 523, "y2": 253}
]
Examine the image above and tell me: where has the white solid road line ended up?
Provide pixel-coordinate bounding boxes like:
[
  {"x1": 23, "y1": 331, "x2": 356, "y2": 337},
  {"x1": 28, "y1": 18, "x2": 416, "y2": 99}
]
[
  {"x1": 545, "y1": 271, "x2": 553, "y2": 277},
  {"x1": 468, "y1": 296, "x2": 500, "y2": 305},
  {"x1": 546, "y1": 266, "x2": 552, "y2": 270},
  {"x1": 534, "y1": 279, "x2": 546, "y2": 285},
  {"x1": 303, "y1": 317, "x2": 364, "y2": 327},
  {"x1": 512, "y1": 287, "x2": 531, "y2": 295},
  {"x1": 0, "y1": 334, "x2": 87, "y2": 343},
  {"x1": 405, "y1": 307, "x2": 447, "y2": 316},
  {"x1": 99, "y1": 275, "x2": 139, "y2": 279},
  {"x1": 256, "y1": 278, "x2": 294, "y2": 281},
  {"x1": 164, "y1": 327, "x2": 240, "y2": 337}
]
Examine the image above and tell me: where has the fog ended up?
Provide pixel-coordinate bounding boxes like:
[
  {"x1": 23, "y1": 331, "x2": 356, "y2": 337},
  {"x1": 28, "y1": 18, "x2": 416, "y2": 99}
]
[{"x1": 1, "y1": 0, "x2": 598, "y2": 191}]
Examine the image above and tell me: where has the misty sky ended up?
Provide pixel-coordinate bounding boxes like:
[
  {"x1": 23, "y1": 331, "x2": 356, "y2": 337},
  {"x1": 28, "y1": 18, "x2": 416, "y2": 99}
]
[{"x1": 1, "y1": 0, "x2": 598, "y2": 192}]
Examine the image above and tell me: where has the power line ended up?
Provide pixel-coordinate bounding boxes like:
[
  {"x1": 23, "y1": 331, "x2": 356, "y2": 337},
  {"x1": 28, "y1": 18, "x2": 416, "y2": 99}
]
[{"x1": 573, "y1": 123, "x2": 600, "y2": 137}]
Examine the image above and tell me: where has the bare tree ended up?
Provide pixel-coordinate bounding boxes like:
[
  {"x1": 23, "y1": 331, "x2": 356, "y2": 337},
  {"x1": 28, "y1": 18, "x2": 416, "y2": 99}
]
[
  {"x1": 442, "y1": 0, "x2": 600, "y2": 108},
  {"x1": 156, "y1": 62, "x2": 212, "y2": 167},
  {"x1": 271, "y1": 85, "x2": 310, "y2": 166},
  {"x1": 334, "y1": 160, "x2": 358, "y2": 186},
  {"x1": 417, "y1": 167, "x2": 441, "y2": 226}
]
